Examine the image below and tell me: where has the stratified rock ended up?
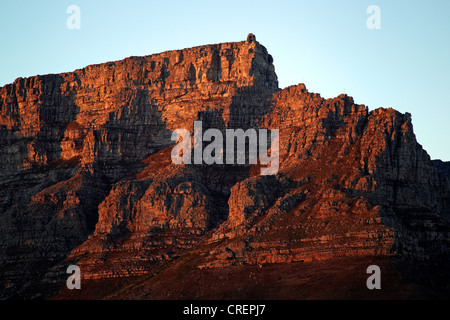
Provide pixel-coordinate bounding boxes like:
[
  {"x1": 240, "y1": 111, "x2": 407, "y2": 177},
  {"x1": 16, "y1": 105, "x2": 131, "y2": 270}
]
[{"x1": 0, "y1": 34, "x2": 449, "y2": 299}]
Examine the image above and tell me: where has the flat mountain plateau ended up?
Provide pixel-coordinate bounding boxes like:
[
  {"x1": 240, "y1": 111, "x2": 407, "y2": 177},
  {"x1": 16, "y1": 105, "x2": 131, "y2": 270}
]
[{"x1": 1, "y1": 34, "x2": 449, "y2": 299}]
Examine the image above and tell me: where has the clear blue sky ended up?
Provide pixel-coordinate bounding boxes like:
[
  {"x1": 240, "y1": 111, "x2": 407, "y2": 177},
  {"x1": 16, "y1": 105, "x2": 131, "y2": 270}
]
[{"x1": 1, "y1": 0, "x2": 449, "y2": 160}]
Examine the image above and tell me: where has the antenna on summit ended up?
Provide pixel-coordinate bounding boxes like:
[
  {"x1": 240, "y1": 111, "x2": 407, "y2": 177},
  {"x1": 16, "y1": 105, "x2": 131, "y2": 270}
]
[{"x1": 247, "y1": 33, "x2": 256, "y2": 44}]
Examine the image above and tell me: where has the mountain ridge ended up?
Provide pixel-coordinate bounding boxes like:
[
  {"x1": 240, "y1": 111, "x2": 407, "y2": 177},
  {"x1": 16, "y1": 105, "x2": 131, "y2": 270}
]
[{"x1": 0, "y1": 34, "x2": 449, "y2": 299}]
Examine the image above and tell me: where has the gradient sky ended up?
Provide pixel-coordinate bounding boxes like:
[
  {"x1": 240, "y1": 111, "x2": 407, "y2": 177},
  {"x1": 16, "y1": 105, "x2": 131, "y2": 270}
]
[{"x1": 1, "y1": 0, "x2": 449, "y2": 160}]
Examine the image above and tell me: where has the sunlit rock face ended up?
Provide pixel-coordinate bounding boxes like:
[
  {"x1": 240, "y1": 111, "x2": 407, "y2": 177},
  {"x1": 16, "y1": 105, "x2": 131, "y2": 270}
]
[{"x1": 0, "y1": 34, "x2": 449, "y2": 299}]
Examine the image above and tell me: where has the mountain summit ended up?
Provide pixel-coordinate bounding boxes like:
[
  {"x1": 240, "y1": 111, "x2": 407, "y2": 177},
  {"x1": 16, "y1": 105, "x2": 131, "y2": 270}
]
[{"x1": 1, "y1": 34, "x2": 449, "y2": 299}]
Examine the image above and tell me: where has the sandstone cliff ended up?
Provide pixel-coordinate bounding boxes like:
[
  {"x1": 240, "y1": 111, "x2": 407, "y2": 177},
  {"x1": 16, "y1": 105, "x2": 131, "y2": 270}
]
[{"x1": 0, "y1": 34, "x2": 449, "y2": 299}]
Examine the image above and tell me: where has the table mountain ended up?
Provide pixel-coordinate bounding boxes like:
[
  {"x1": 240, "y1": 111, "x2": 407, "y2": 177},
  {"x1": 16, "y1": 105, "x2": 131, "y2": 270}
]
[{"x1": 1, "y1": 34, "x2": 449, "y2": 299}]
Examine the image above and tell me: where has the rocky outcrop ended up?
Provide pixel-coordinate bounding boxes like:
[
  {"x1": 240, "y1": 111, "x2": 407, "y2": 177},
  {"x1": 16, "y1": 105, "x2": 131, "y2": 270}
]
[
  {"x1": 0, "y1": 34, "x2": 279, "y2": 297},
  {"x1": 199, "y1": 86, "x2": 450, "y2": 275},
  {"x1": 0, "y1": 34, "x2": 449, "y2": 299}
]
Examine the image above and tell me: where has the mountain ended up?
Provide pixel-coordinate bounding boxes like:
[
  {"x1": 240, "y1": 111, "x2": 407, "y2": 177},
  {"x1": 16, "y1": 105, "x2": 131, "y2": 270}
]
[{"x1": 1, "y1": 34, "x2": 449, "y2": 299}]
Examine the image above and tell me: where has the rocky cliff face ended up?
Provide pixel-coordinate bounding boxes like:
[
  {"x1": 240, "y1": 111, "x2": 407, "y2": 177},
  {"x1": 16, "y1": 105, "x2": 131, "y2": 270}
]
[{"x1": 0, "y1": 34, "x2": 449, "y2": 299}]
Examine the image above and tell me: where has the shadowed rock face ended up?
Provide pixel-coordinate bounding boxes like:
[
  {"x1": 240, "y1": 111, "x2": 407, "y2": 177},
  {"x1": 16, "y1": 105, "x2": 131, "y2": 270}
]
[{"x1": 0, "y1": 34, "x2": 449, "y2": 299}]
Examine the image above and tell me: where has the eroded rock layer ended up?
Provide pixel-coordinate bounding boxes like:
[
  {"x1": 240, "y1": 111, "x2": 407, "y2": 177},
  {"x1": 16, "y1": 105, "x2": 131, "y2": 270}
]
[{"x1": 0, "y1": 34, "x2": 449, "y2": 299}]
